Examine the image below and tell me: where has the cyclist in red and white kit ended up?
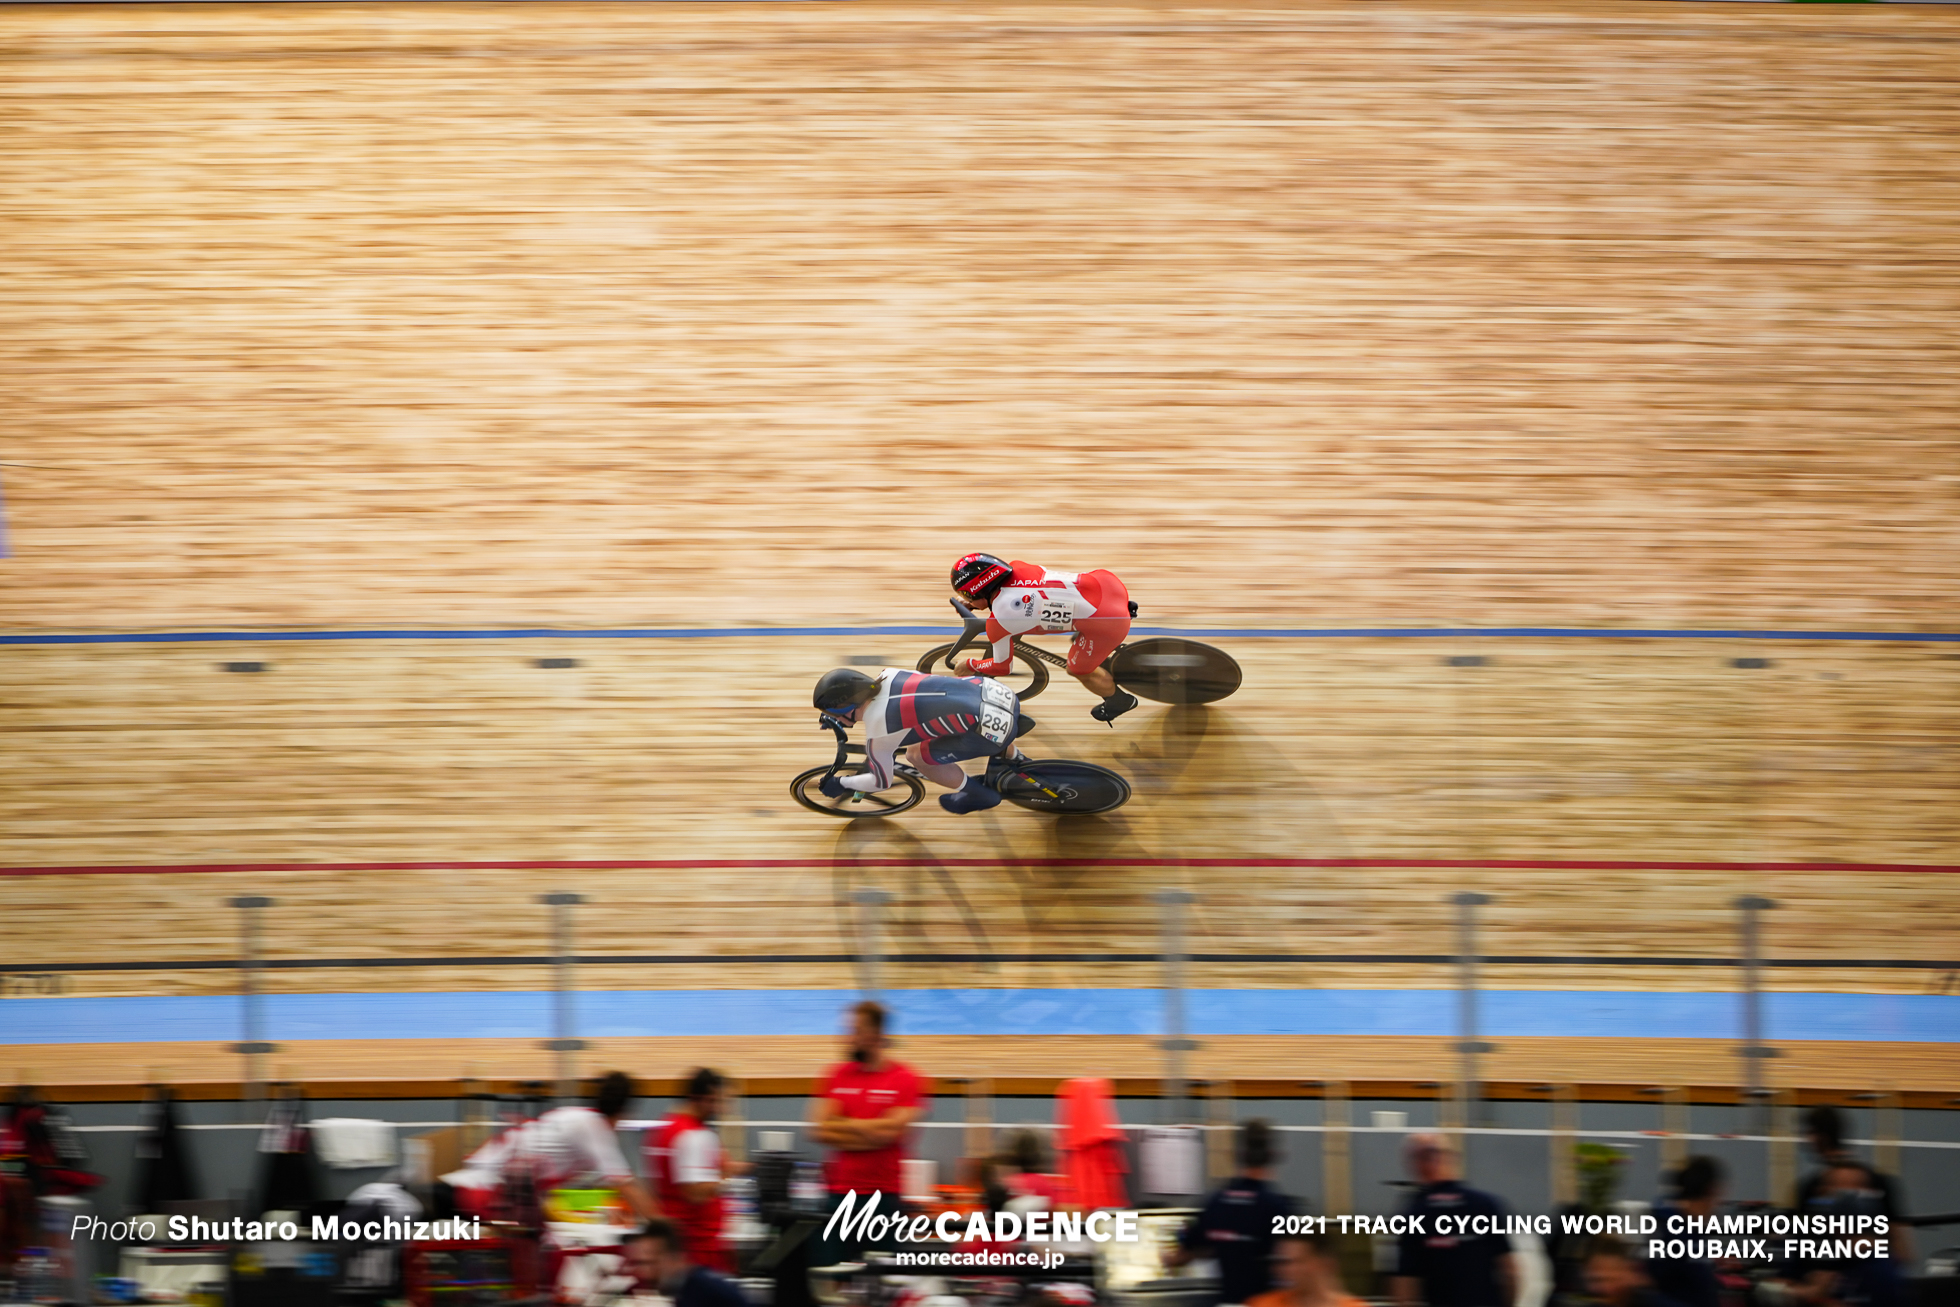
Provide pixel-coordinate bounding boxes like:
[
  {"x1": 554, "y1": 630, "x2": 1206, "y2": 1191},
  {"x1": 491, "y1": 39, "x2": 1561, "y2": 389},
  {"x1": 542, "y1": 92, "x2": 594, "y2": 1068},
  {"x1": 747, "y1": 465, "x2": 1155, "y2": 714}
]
[{"x1": 950, "y1": 554, "x2": 1140, "y2": 724}]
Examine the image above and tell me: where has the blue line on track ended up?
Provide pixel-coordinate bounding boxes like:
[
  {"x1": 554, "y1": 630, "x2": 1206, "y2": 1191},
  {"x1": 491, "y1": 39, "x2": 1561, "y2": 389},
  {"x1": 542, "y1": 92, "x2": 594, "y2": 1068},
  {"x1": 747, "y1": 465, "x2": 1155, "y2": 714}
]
[
  {"x1": 2, "y1": 626, "x2": 1957, "y2": 646},
  {"x1": 4, "y1": 989, "x2": 1955, "y2": 1045}
]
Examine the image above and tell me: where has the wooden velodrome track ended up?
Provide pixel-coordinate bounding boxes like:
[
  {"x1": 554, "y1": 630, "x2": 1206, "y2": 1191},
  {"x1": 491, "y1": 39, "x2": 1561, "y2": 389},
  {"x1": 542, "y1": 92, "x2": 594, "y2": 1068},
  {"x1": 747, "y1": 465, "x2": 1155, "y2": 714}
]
[{"x1": 2, "y1": 0, "x2": 1957, "y2": 1096}]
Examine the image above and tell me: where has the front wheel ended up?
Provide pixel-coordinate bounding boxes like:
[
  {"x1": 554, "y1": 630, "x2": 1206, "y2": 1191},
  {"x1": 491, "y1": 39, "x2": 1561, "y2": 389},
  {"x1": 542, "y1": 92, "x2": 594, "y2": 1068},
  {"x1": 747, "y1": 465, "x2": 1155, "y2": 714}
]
[
  {"x1": 791, "y1": 767, "x2": 925, "y2": 818},
  {"x1": 916, "y1": 643, "x2": 1050, "y2": 701},
  {"x1": 994, "y1": 760, "x2": 1131, "y2": 816}
]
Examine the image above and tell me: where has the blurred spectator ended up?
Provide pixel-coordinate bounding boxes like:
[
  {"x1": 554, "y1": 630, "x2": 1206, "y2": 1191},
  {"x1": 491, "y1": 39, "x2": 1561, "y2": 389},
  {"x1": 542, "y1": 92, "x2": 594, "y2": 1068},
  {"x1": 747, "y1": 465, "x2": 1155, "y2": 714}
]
[
  {"x1": 3, "y1": 1086, "x2": 100, "y2": 1197},
  {"x1": 441, "y1": 1071, "x2": 658, "y2": 1224},
  {"x1": 808, "y1": 1001, "x2": 925, "y2": 1261},
  {"x1": 1169, "y1": 1119, "x2": 1296, "y2": 1305},
  {"x1": 1586, "y1": 1235, "x2": 1685, "y2": 1307},
  {"x1": 1394, "y1": 1134, "x2": 1517, "y2": 1307},
  {"x1": 1248, "y1": 1228, "x2": 1367, "y2": 1307},
  {"x1": 1791, "y1": 1161, "x2": 1906, "y2": 1307},
  {"x1": 1646, "y1": 1156, "x2": 1724, "y2": 1307},
  {"x1": 1796, "y1": 1108, "x2": 1911, "y2": 1262},
  {"x1": 132, "y1": 1085, "x2": 199, "y2": 1212},
  {"x1": 627, "y1": 1216, "x2": 750, "y2": 1307},
  {"x1": 648, "y1": 1067, "x2": 735, "y2": 1272},
  {"x1": 1057, "y1": 1077, "x2": 1129, "y2": 1210},
  {"x1": 999, "y1": 1129, "x2": 1073, "y2": 1209}
]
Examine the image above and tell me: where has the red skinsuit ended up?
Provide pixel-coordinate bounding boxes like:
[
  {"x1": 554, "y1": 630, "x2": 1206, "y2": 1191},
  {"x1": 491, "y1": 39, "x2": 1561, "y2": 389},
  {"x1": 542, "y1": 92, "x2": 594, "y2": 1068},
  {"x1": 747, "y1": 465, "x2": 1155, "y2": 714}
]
[{"x1": 965, "y1": 562, "x2": 1131, "y2": 678}]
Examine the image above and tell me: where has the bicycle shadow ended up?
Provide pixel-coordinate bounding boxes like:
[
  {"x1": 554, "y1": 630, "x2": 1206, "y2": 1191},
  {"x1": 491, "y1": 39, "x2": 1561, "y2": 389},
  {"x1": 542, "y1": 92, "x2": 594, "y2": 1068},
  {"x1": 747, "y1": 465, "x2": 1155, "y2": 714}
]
[
  {"x1": 1009, "y1": 700, "x2": 1355, "y2": 864},
  {"x1": 829, "y1": 817, "x2": 996, "y2": 969}
]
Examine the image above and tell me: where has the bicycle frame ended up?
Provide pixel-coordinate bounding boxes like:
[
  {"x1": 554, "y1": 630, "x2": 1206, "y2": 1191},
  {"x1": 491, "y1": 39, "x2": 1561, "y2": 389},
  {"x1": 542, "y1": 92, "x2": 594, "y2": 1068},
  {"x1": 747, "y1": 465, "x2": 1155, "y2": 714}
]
[{"x1": 940, "y1": 597, "x2": 1071, "y2": 671}]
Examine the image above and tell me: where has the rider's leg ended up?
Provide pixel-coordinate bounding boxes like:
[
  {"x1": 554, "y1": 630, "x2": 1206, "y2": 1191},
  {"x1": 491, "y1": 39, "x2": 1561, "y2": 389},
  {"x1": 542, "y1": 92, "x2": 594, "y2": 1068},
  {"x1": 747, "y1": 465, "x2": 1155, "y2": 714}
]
[
  {"x1": 903, "y1": 746, "x2": 969, "y2": 791},
  {"x1": 1071, "y1": 665, "x2": 1118, "y2": 697},
  {"x1": 1069, "y1": 634, "x2": 1137, "y2": 723},
  {"x1": 1069, "y1": 573, "x2": 1137, "y2": 722}
]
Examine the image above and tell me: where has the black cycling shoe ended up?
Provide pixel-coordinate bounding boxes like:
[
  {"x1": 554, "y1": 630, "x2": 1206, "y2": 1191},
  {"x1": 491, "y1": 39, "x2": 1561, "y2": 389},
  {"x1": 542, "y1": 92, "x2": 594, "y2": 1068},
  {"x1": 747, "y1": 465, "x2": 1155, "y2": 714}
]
[
  {"x1": 1090, "y1": 690, "x2": 1139, "y2": 725},
  {"x1": 940, "y1": 774, "x2": 1004, "y2": 815}
]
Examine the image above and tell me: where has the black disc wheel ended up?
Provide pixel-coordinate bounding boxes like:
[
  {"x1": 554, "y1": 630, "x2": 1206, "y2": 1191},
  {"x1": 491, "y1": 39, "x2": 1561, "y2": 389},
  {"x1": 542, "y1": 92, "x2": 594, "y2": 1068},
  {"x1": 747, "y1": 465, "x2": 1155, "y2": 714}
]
[
  {"x1": 1108, "y1": 637, "x2": 1242, "y2": 704},
  {"x1": 994, "y1": 760, "x2": 1131, "y2": 816},
  {"x1": 915, "y1": 642, "x2": 1050, "y2": 701},
  {"x1": 791, "y1": 767, "x2": 925, "y2": 818}
]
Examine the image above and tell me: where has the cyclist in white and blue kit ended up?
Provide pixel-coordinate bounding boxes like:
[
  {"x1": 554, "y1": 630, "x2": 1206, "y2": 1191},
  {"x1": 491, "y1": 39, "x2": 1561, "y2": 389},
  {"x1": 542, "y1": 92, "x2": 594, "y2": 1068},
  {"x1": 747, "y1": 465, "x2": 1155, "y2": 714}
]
[{"x1": 812, "y1": 667, "x2": 1031, "y2": 814}]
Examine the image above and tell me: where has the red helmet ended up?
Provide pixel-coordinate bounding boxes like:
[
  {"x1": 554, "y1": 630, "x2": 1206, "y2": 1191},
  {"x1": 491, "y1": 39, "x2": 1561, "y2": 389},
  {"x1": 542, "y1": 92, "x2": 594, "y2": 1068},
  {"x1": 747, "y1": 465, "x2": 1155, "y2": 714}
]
[{"x1": 951, "y1": 553, "x2": 1012, "y2": 606}]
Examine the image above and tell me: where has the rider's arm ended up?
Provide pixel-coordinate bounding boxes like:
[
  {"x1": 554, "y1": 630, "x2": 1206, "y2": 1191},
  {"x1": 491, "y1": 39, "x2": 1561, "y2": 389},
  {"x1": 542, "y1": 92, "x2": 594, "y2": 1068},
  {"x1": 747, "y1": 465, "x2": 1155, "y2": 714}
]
[
  {"x1": 968, "y1": 598, "x2": 1037, "y2": 676},
  {"x1": 840, "y1": 727, "x2": 904, "y2": 792}
]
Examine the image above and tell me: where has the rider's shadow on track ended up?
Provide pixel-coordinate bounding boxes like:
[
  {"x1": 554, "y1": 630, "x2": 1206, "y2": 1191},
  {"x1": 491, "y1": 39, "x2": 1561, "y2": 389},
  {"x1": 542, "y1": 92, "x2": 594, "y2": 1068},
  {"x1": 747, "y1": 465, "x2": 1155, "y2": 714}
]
[
  {"x1": 830, "y1": 817, "x2": 997, "y2": 968},
  {"x1": 1105, "y1": 703, "x2": 1354, "y2": 860}
]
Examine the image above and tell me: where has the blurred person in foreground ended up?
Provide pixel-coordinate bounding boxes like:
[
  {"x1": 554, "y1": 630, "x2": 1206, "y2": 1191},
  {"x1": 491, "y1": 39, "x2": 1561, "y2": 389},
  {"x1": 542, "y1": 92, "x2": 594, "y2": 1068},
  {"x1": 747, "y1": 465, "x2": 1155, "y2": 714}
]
[
  {"x1": 442, "y1": 1070, "x2": 658, "y2": 1224},
  {"x1": 1169, "y1": 1119, "x2": 1296, "y2": 1305},
  {"x1": 626, "y1": 1216, "x2": 749, "y2": 1307},
  {"x1": 998, "y1": 1129, "x2": 1073, "y2": 1209},
  {"x1": 808, "y1": 1000, "x2": 926, "y2": 1263},
  {"x1": 647, "y1": 1067, "x2": 736, "y2": 1272},
  {"x1": 1394, "y1": 1134, "x2": 1517, "y2": 1307},
  {"x1": 1795, "y1": 1108, "x2": 1911, "y2": 1264},
  {"x1": 1786, "y1": 1159, "x2": 1906, "y2": 1307},
  {"x1": 1586, "y1": 1236, "x2": 1685, "y2": 1307},
  {"x1": 1249, "y1": 1229, "x2": 1367, "y2": 1307},
  {"x1": 1646, "y1": 1156, "x2": 1725, "y2": 1307}
]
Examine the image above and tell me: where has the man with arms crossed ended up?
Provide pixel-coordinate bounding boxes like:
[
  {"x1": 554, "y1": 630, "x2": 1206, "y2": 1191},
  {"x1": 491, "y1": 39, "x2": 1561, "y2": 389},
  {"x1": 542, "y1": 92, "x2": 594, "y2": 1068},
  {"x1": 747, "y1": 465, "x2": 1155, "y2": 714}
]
[{"x1": 808, "y1": 1001, "x2": 926, "y2": 1264}]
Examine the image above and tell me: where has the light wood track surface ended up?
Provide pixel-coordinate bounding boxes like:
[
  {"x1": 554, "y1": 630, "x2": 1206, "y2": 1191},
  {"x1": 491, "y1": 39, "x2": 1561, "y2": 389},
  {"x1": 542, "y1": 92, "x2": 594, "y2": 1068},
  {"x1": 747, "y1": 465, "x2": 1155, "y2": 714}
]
[
  {"x1": 4, "y1": 0, "x2": 1958, "y2": 1093},
  {"x1": 4, "y1": 638, "x2": 1956, "y2": 999},
  {"x1": 2, "y1": 0, "x2": 1958, "y2": 634},
  {"x1": 8, "y1": 1036, "x2": 1958, "y2": 1097}
]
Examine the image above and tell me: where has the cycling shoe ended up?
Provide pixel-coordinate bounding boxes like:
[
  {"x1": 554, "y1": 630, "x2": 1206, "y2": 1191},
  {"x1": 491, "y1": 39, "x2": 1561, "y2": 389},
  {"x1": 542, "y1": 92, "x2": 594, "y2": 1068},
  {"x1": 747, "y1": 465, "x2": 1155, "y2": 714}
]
[
  {"x1": 1091, "y1": 690, "x2": 1139, "y2": 725},
  {"x1": 940, "y1": 774, "x2": 1004, "y2": 815}
]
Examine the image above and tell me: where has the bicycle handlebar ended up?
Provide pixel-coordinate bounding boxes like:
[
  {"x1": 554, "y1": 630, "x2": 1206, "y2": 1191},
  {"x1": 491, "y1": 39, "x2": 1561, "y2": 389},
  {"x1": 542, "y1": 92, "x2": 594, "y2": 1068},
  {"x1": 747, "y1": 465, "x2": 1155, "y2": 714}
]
[{"x1": 943, "y1": 597, "x2": 989, "y2": 668}]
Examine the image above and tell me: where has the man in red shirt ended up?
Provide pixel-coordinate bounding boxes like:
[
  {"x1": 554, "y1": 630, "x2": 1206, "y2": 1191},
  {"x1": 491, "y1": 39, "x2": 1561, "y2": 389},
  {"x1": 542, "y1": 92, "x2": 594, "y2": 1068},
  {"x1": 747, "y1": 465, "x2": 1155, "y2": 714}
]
[
  {"x1": 809, "y1": 1001, "x2": 926, "y2": 1262},
  {"x1": 646, "y1": 1068, "x2": 734, "y2": 1273}
]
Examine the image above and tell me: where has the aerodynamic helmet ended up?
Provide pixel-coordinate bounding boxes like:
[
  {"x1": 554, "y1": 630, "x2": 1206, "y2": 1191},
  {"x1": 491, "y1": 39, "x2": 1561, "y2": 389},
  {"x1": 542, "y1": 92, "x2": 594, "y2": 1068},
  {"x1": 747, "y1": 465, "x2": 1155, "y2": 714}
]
[
  {"x1": 813, "y1": 668, "x2": 877, "y2": 716},
  {"x1": 951, "y1": 553, "x2": 1013, "y2": 606}
]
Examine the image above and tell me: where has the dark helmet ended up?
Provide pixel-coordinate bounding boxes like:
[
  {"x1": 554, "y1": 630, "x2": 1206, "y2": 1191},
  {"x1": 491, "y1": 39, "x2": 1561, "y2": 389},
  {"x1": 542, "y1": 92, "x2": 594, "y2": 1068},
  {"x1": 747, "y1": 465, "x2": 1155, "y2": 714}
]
[
  {"x1": 814, "y1": 668, "x2": 876, "y2": 715},
  {"x1": 951, "y1": 553, "x2": 1013, "y2": 606}
]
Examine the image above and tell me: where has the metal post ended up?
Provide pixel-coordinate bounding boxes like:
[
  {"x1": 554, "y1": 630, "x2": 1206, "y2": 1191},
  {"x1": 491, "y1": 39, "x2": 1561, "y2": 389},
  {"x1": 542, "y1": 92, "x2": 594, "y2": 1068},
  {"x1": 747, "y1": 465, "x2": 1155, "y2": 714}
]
[
  {"x1": 540, "y1": 892, "x2": 587, "y2": 1102},
  {"x1": 1205, "y1": 1080, "x2": 1236, "y2": 1184},
  {"x1": 228, "y1": 896, "x2": 277, "y2": 1106},
  {"x1": 850, "y1": 888, "x2": 892, "y2": 1002},
  {"x1": 1156, "y1": 888, "x2": 1198, "y2": 1123},
  {"x1": 1663, "y1": 1086, "x2": 1689, "y2": 1173},
  {"x1": 965, "y1": 1077, "x2": 995, "y2": 1164},
  {"x1": 1769, "y1": 1088, "x2": 1798, "y2": 1207},
  {"x1": 1321, "y1": 1082, "x2": 1352, "y2": 1213},
  {"x1": 1550, "y1": 1085, "x2": 1578, "y2": 1207},
  {"x1": 1735, "y1": 895, "x2": 1777, "y2": 1131},
  {"x1": 1873, "y1": 1092, "x2": 1902, "y2": 1182},
  {"x1": 1452, "y1": 892, "x2": 1495, "y2": 1127}
]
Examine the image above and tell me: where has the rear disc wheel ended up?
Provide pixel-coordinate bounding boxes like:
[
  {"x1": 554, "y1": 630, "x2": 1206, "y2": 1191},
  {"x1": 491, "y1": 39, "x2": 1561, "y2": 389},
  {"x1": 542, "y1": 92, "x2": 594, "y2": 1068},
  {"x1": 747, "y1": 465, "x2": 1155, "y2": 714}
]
[
  {"x1": 994, "y1": 760, "x2": 1131, "y2": 816},
  {"x1": 1108, "y1": 638, "x2": 1242, "y2": 704}
]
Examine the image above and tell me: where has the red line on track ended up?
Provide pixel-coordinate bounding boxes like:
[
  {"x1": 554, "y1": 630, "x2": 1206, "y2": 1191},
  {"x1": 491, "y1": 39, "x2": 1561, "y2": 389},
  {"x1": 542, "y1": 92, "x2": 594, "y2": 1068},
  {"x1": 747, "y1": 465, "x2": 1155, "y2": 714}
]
[{"x1": 3, "y1": 857, "x2": 1956, "y2": 877}]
